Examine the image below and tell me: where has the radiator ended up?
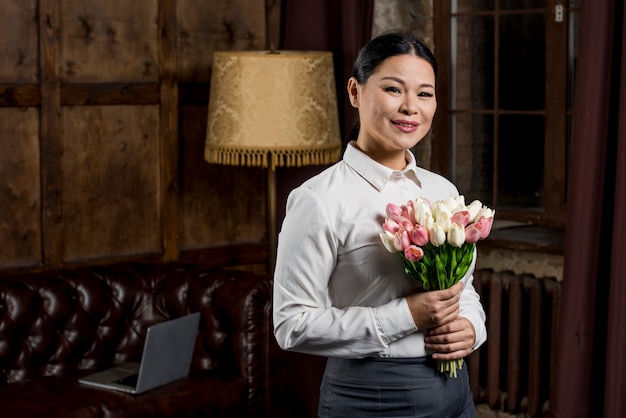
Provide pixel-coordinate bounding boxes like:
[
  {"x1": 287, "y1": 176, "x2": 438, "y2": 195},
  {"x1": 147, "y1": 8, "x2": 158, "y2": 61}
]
[{"x1": 468, "y1": 269, "x2": 561, "y2": 417}]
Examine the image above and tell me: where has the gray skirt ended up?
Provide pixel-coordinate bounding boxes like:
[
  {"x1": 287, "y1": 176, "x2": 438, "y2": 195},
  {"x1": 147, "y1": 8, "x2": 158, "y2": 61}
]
[{"x1": 318, "y1": 356, "x2": 476, "y2": 418}]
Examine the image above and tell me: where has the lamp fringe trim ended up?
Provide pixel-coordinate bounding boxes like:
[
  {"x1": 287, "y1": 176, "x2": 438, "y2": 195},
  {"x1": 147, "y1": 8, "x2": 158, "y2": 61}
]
[{"x1": 205, "y1": 146, "x2": 342, "y2": 170}]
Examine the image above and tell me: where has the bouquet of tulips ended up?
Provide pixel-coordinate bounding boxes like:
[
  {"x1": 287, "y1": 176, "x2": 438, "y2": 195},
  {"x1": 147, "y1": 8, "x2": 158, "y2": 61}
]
[{"x1": 379, "y1": 195, "x2": 495, "y2": 377}]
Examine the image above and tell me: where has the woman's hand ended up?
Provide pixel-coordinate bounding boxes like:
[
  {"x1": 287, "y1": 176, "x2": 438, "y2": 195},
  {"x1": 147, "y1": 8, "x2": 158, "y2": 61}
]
[
  {"x1": 406, "y1": 281, "x2": 463, "y2": 329},
  {"x1": 424, "y1": 317, "x2": 477, "y2": 361},
  {"x1": 405, "y1": 281, "x2": 477, "y2": 360}
]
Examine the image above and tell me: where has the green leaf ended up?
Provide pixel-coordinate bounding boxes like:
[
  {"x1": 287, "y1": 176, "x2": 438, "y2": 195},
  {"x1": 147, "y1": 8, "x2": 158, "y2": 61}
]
[
  {"x1": 435, "y1": 254, "x2": 447, "y2": 290},
  {"x1": 400, "y1": 242, "x2": 477, "y2": 292}
]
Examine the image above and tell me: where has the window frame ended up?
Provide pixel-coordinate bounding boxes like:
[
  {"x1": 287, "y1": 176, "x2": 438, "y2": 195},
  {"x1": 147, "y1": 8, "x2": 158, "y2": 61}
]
[{"x1": 432, "y1": 0, "x2": 578, "y2": 229}]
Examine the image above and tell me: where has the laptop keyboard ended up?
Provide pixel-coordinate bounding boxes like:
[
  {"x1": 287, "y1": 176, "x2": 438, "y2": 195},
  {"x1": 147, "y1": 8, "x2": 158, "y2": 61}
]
[{"x1": 114, "y1": 373, "x2": 138, "y2": 387}]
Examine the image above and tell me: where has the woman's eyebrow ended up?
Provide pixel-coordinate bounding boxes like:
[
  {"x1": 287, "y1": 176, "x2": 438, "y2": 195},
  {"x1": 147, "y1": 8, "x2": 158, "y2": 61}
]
[{"x1": 380, "y1": 76, "x2": 435, "y2": 90}]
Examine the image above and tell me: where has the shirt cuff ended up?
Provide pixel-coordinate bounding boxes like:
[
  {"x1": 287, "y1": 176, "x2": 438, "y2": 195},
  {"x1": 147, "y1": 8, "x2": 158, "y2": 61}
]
[{"x1": 372, "y1": 297, "x2": 418, "y2": 346}]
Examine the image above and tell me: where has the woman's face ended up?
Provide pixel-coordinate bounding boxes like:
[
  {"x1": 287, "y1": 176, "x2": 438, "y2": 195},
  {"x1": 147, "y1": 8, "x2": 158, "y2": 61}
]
[{"x1": 348, "y1": 54, "x2": 437, "y2": 169}]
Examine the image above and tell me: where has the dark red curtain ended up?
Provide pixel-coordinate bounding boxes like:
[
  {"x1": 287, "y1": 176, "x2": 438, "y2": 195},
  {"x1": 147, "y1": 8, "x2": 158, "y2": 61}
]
[
  {"x1": 280, "y1": 0, "x2": 373, "y2": 140},
  {"x1": 276, "y1": 0, "x2": 374, "y2": 220},
  {"x1": 552, "y1": 1, "x2": 626, "y2": 417},
  {"x1": 273, "y1": 3, "x2": 374, "y2": 417}
]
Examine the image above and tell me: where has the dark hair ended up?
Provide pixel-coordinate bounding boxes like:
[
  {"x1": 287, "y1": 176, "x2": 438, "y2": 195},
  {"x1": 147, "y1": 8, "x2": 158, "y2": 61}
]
[
  {"x1": 346, "y1": 31, "x2": 438, "y2": 142},
  {"x1": 352, "y1": 31, "x2": 437, "y2": 83}
]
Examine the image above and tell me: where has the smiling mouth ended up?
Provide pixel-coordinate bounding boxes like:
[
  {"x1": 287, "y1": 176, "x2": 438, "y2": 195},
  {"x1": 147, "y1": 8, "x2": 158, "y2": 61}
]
[{"x1": 392, "y1": 121, "x2": 418, "y2": 128}]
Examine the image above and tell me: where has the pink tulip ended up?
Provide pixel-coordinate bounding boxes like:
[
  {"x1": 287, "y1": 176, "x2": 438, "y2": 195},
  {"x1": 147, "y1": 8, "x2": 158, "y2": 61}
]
[
  {"x1": 451, "y1": 210, "x2": 470, "y2": 227},
  {"x1": 403, "y1": 204, "x2": 416, "y2": 224},
  {"x1": 382, "y1": 218, "x2": 400, "y2": 234},
  {"x1": 465, "y1": 222, "x2": 483, "y2": 243},
  {"x1": 386, "y1": 203, "x2": 403, "y2": 220},
  {"x1": 478, "y1": 215, "x2": 494, "y2": 239},
  {"x1": 404, "y1": 245, "x2": 424, "y2": 262},
  {"x1": 396, "y1": 215, "x2": 414, "y2": 230},
  {"x1": 410, "y1": 224, "x2": 429, "y2": 246},
  {"x1": 393, "y1": 230, "x2": 411, "y2": 251}
]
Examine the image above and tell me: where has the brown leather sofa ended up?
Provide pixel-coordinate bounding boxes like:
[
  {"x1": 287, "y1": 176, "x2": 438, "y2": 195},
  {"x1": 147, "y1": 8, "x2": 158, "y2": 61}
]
[{"x1": 0, "y1": 261, "x2": 273, "y2": 418}]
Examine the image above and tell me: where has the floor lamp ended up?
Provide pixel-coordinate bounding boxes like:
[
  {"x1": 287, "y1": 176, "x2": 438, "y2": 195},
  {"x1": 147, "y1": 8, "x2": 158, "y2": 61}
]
[{"x1": 204, "y1": 50, "x2": 342, "y2": 274}]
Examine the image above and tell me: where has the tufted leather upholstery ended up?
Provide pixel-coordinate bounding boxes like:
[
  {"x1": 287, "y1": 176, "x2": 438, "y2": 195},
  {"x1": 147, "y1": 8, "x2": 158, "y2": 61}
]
[{"x1": 0, "y1": 261, "x2": 273, "y2": 418}]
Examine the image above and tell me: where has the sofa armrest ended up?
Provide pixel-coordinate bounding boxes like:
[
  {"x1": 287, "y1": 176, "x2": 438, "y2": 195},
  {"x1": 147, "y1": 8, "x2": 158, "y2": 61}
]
[{"x1": 186, "y1": 268, "x2": 272, "y2": 417}]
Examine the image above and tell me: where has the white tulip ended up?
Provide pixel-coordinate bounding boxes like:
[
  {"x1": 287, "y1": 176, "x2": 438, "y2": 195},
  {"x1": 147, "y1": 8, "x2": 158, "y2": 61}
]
[
  {"x1": 476, "y1": 206, "x2": 495, "y2": 221},
  {"x1": 414, "y1": 198, "x2": 432, "y2": 226},
  {"x1": 431, "y1": 200, "x2": 451, "y2": 220},
  {"x1": 379, "y1": 231, "x2": 399, "y2": 253},
  {"x1": 435, "y1": 211, "x2": 452, "y2": 233},
  {"x1": 444, "y1": 195, "x2": 465, "y2": 212},
  {"x1": 467, "y1": 200, "x2": 483, "y2": 223},
  {"x1": 428, "y1": 222, "x2": 446, "y2": 247},
  {"x1": 447, "y1": 223, "x2": 466, "y2": 247}
]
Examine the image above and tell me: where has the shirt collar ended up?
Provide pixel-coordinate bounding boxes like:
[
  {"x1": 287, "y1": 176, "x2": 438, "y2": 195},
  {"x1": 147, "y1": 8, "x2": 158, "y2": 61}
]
[{"x1": 343, "y1": 142, "x2": 422, "y2": 191}]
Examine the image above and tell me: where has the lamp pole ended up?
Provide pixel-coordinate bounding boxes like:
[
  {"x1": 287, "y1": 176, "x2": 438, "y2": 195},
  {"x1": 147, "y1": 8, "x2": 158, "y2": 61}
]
[{"x1": 267, "y1": 167, "x2": 277, "y2": 275}]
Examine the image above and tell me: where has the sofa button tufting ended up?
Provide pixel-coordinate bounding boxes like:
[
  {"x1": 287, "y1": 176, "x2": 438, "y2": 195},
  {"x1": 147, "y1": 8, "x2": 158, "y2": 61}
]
[{"x1": 0, "y1": 262, "x2": 273, "y2": 417}]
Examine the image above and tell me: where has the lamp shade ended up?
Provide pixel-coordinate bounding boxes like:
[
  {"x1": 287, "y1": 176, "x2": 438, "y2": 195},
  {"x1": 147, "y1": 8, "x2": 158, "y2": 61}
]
[{"x1": 205, "y1": 50, "x2": 342, "y2": 170}]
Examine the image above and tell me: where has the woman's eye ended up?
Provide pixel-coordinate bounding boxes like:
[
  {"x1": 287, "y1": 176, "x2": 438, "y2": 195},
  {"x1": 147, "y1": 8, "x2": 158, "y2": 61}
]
[
  {"x1": 384, "y1": 86, "x2": 401, "y2": 93},
  {"x1": 418, "y1": 92, "x2": 434, "y2": 98}
]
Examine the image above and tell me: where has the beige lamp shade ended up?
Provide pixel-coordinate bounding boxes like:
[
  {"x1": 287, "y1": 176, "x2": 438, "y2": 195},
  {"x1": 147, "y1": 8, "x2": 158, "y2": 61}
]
[{"x1": 205, "y1": 50, "x2": 342, "y2": 170}]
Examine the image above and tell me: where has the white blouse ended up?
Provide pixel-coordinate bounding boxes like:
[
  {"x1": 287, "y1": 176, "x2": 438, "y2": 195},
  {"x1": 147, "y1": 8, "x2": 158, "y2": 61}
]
[{"x1": 273, "y1": 142, "x2": 487, "y2": 358}]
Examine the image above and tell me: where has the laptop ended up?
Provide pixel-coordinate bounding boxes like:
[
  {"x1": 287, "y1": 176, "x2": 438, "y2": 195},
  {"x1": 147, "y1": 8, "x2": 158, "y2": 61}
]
[{"x1": 79, "y1": 312, "x2": 201, "y2": 395}]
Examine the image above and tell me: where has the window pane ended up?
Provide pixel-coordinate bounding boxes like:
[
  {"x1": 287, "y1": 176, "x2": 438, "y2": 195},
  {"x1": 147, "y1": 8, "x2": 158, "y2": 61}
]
[
  {"x1": 453, "y1": 112, "x2": 494, "y2": 207},
  {"x1": 566, "y1": 8, "x2": 580, "y2": 203},
  {"x1": 498, "y1": 115, "x2": 544, "y2": 208},
  {"x1": 501, "y1": 0, "x2": 546, "y2": 10},
  {"x1": 452, "y1": 16, "x2": 494, "y2": 110},
  {"x1": 453, "y1": 0, "x2": 495, "y2": 13},
  {"x1": 568, "y1": 9, "x2": 579, "y2": 110},
  {"x1": 499, "y1": 13, "x2": 545, "y2": 110}
]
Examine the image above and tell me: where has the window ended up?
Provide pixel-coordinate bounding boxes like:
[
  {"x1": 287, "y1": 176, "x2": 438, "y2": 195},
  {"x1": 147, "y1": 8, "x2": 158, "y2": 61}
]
[{"x1": 432, "y1": 0, "x2": 580, "y2": 228}]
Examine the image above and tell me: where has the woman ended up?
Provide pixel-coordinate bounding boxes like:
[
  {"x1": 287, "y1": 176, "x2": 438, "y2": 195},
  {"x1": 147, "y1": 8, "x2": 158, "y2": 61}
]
[{"x1": 273, "y1": 31, "x2": 487, "y2": 417}]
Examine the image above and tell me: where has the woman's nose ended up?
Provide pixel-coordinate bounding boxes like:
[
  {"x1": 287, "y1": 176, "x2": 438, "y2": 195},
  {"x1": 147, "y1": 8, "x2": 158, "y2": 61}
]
[{"x1": 399, "y1": 96, "x2": 418, "y2": 115}]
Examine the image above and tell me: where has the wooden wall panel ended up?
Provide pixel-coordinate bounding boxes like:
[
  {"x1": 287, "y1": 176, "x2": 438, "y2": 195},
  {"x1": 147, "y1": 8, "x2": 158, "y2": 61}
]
[
  {"x1": 61, "y1": 106, "x2": 161, "y2": 260},
  {"x1": 177, "y1": 0, "x2": 267, "y2": 83},
  {"x1": 0, "y1": 1, "x2": 38, "y2": 83},
  {"x1": 179, "y1": 105, "x2": 266, "y2": 249},
  {"x1": 177, "y1": 0, "x2": 269, "y2": 251},
  {"x1": 0, "y1": 0, "x2": 277, "y2": 273},
  {"x1": 0, "y1": 108, "x2": 41, "y2": 267},
  {"x1": 158, "y1": 0, "x2": 179, "y2": 261},
  {"x1": 60, "y1": 0, "x2": 159, "y2": 82},
  {"x1": 39, "y1": 0, "x2": 64, "y2": 267}
]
